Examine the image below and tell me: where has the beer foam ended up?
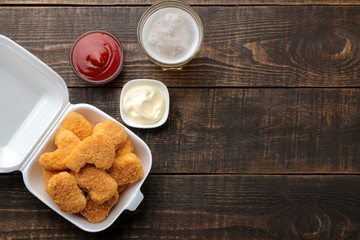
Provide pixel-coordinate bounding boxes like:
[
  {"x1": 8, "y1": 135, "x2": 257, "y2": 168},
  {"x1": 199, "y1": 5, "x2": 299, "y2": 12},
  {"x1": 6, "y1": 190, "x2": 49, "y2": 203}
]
[{"x1": 142, "y1": 7, "x2": 200, "y2": 64}]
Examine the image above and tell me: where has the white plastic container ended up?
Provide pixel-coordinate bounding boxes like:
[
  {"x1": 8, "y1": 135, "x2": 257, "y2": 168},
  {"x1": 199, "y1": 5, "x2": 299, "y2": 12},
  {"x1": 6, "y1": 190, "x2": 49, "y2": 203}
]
[{"x1": 0, "y1": 35, "x2": 152, "y2": 232}]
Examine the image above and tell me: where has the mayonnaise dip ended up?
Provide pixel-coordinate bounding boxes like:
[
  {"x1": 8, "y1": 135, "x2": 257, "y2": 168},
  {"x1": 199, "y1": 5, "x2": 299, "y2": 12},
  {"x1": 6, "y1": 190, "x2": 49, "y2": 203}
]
[{"x1": 122, "y1": 85, "x2": 165, "y2": 125}]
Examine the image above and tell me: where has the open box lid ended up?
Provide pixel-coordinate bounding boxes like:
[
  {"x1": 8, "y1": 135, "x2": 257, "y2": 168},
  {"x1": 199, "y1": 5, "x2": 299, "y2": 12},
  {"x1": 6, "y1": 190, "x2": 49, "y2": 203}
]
[{"x1": 0, "y1": 35, "x2": 69, "y2": 173}]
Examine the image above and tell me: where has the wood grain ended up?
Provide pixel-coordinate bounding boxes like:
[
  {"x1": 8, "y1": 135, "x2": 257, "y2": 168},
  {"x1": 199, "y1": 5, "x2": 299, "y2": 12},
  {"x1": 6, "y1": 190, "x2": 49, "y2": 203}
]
[
  {"x1": 68, "y1": 87, "x2": 360, "y2": 174},
  {"x1": 2, "y1": 6, "x2": 360, "y2": 87},
  {"x1": 1, "y1": 174, "x2": 360, "y2": 239},
  {"x1": 1, "y1": 2, "x2": 360, "y2": 239},
  {"x1": 1, "y1": 0, "x2": 360, "y2": 6}
]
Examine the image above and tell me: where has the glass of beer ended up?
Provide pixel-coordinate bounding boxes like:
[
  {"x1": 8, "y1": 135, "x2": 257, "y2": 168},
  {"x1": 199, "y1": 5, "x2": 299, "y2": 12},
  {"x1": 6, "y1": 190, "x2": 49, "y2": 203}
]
[{"x1": 137, "y1": 0, "x2": 204, "y2": 70}]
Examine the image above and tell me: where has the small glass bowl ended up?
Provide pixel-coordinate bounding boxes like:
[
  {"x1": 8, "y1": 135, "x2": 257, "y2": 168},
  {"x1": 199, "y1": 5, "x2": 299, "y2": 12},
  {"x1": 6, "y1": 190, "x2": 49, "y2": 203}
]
[
  {"x1": 70, "y1": 31, "x2": 124, "y2": 85},
  {"x1": 137, "y1": 1, "x2": 204, "y2": 70},
  {"x1": 120, "y1": 79, "x2": 170, "y2": 128}
]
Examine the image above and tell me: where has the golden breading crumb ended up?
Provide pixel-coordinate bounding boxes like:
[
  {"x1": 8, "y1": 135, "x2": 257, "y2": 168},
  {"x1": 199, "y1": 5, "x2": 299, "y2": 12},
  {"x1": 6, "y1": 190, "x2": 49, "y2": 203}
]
[
  {"x1": 46, "y1": 172, "x2": 86, "y2": 214},
  {"x1": 42, "y1": 169, "x2": 63, "y2": 191},
  {"x1": 93, "y1": 120, "x2": 127, "y2": 150},
  {"x1": 38, "y1": 130, "x2": 81, "y2": 171},
  {"x1": 115, "y1": 139, "x2": 134, "y2": 158},
  {"x1": 80, "y1": 192, "x2": 119, "y2": 223},
  {"x1": 57, "y1": 112, "x2": 93, "y2": 141},
  {"x1": 66, "y1": 134, "x2": 115, "y2": 172},
  {"x1": 107, "y1": 153, "x2": 144, "y2": 186},
  {"x1": 75, "y1": 165, "x2": 118, "y2": 204},
  {"x1": 117, "y1": 184, "x2": 128, "y2": 193}
]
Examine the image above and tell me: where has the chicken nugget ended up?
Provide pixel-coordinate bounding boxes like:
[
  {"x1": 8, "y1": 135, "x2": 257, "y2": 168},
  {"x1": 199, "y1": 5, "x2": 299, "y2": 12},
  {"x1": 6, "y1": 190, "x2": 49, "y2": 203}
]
[
  {"x1": 117, "y1": 184, "x2": 128, "y2": 193},
  {"x1": 38, "y1": 130, "x2": 81, "y2": 171},
  {"x1": 75, "y1": 165, "x2": 118, "y2": 204},
  {"x1": 80, "y1": 192, "x2": 119, "y2": 224},
  {"x1": 57, "y1": 112, "x2": 93, "y2": 141},
  {"x1": 107, "y1": 153, "x2": 144, "y2": 186},
  {"x1": 43, "y1": 169, "x2": 63, "y2": 191},
  {"x1": 46, "y1": 172, "x2": 86, "y2": 214},
  {"x1": 115, "y1": 139, "x2": 134, "y2": 158},
  {"x1": 93, "y1": 120, "x2": 127, "y2": 150},
  {"x1": 66, "y1": 134, "x2": 115, "y2": 172}
]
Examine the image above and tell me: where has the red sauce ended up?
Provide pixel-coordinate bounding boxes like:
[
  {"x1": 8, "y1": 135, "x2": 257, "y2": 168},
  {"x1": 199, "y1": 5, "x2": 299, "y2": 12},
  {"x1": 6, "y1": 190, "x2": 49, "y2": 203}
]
[{"x1": 71, "y1": 31, "x2": 124, "y2": 83}]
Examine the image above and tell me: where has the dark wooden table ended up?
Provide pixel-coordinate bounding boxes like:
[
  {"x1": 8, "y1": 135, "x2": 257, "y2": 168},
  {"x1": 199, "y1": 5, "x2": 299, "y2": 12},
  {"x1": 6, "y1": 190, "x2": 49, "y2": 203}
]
[{"x1": 2, "y1": 0, "x2": 360, "y2": 239}]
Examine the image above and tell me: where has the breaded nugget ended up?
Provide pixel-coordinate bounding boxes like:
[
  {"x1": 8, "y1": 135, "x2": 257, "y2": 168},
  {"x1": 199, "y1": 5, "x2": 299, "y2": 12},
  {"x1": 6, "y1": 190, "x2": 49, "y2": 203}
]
[
  {"x1": 46, "y1": 172, "x2": 86, "y2": 214},
  {"x1": 93, "y1": 120, "x2": 127, "y2": 150},
  {"x1": 115, "y1": 139, "x2": 134, "y2": 158},
  {"x1": 75, "y1": 165, "x2": 118, "y2": 204},
  {"x1": 80, "y1": 192, "x2": 119, "y2": 223},
  {"x1": 43, "y1": 169, "x2": 63, "y2": 191},
  {"x1": 66, "y1": 134, "x2": 115, "y2": 172},
  {"x1": 57, "y1": 112, "x2": 93, "y2": 141},
  {"x1": 117, "y1": 184, "x2": 128, "y2": 193},
  {"x1": 38, "y1": 130, "x2": 81, "y2": 171},
  {"x1": 107, "y1": 153, "x2": 144, "y2": 186}
]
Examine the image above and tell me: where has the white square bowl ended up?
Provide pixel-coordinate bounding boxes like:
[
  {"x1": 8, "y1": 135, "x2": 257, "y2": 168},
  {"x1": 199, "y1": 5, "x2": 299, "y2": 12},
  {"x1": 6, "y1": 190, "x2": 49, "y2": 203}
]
[{"x1": 120, "y1": 79, "x2": 170, "y2": 128}]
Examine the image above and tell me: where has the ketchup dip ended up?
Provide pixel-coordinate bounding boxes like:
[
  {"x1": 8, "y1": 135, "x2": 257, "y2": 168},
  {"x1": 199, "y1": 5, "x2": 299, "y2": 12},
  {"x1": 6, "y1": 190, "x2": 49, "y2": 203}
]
[{"x1": 70, "y1": 31, "x2": 124, "y2": 85}]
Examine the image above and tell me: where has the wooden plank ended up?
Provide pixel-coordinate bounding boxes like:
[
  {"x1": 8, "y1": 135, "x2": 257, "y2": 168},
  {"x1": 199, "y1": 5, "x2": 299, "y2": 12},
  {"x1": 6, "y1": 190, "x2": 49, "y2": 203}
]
[
  {"x1": 2, "y1": 0, "x2": 360, "y2": 6},
  {"x1": 2, "y1": 6, "x2": 360, "y2": 87},
  {"x1": 1, "y1": 174, "x2": 360, "y2": 239},
  {"x1": 68, "y1": 87, "x2": 360, "y2": 174}
]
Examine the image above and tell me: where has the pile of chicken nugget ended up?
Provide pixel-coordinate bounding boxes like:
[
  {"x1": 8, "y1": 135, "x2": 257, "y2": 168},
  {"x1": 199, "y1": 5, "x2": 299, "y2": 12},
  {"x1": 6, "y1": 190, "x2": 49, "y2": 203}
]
[{"x1": 38, "y1": 112, "x2": 144, "y2": 223}]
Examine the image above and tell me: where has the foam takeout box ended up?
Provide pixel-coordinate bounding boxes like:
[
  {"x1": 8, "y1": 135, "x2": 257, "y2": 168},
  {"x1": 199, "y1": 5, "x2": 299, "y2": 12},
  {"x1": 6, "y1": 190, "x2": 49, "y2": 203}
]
[{"x1": 0, "y1": 35, "x2": 152, "y2": 232}]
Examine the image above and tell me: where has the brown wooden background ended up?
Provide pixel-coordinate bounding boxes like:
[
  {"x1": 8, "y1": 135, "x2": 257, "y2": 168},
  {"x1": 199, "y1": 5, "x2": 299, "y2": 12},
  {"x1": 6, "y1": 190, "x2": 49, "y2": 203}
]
[{"x1": 1, "y1": 0, "x2": 360, "y2": 239}]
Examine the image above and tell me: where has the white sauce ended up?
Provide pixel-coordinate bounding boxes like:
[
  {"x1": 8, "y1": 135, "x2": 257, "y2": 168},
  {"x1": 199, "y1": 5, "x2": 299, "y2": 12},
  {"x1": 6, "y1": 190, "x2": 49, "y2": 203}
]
[
  {"x1": 141, "y1": 7, "x2": 200, "y2": 64},
  {"x1": 122, "y1": 86, "x2": 165, "y2": 125}
]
